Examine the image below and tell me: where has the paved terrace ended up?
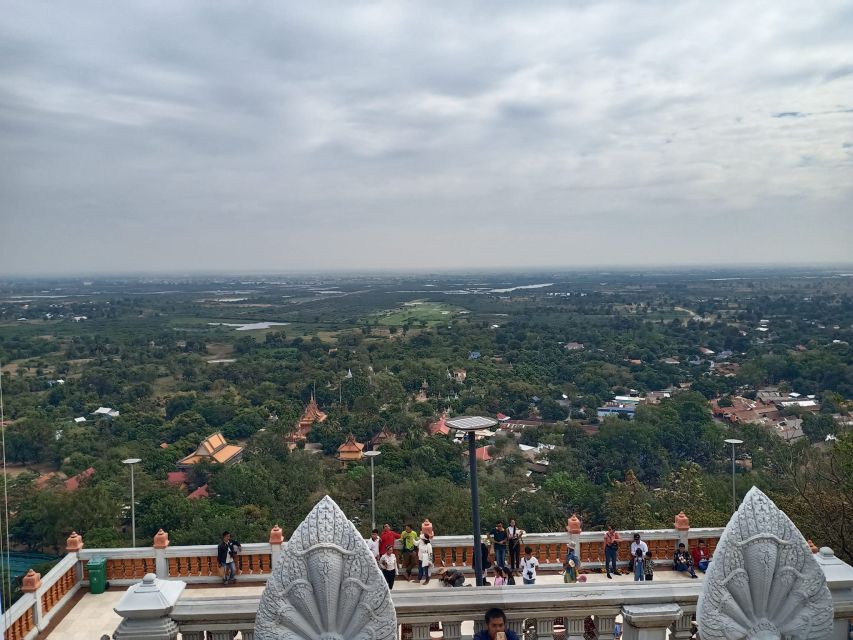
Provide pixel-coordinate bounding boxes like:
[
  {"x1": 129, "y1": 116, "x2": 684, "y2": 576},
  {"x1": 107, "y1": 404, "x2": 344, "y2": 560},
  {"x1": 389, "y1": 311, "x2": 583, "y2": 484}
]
[
  {"x1": 45, "y1": 568, "x2": 703, "y2": 640},
  {"x1": 6, "y1": 514, "x2": 853, "y2": 639}
]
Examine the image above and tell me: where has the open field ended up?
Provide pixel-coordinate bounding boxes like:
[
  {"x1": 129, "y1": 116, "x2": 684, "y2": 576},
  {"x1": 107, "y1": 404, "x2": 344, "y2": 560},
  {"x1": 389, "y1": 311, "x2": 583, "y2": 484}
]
[{"x1": 372, "y1": 301, "x2": 465, "y2": 326}]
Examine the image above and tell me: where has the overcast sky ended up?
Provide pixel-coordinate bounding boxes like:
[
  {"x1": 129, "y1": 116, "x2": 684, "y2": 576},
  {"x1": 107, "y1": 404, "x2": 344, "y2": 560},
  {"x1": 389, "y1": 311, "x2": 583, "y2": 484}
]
[{"x1": 1, "y1": 1, "x2": 852, "y2": 275}]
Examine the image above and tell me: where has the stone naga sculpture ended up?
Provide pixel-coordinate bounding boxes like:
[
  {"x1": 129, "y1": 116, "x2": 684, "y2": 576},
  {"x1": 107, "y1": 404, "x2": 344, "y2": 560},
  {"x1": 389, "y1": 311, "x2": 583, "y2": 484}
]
[
  {"x1": 697, "y1": 487, "x2": 833, "y2": 639},
  {"x1": 256, "y1": 495, "x2": 397, "y2": 640}
]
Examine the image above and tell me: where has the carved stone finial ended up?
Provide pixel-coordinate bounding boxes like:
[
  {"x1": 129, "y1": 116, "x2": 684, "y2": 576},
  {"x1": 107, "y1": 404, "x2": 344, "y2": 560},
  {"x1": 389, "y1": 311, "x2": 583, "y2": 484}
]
[
  {"x1": 674, "y1": 511, "x2": 690, "y2": 531},
  {"x1": 567, "y1": 513, "x2": 582, "y2": 534},
  {"x1": 255, "y1": 495, "x2": 397, "y2": 640},
  {"x1": 269, "y1": 524, "x2": 284, "y2": 545},
  {"x1": 697, "y1": 487, "x2": 833, "y2": 640},
  {"x1": 153, "y1": 529, "x2": 169, "y2": 549},
  {"x1": 66, "y1": 531, "x2": 84, "y2": 552},
  {"x1": 21, "y1": 569, "x2": 41, "y2": 592}
]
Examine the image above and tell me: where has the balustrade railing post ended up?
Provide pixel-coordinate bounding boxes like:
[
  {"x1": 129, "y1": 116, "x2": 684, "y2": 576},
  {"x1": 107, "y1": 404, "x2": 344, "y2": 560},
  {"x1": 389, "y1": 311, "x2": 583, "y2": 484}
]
[
  {"x1": 270, "y1": 525, "x2": 285, "y2": 570},
  {"x1": 564, "y1": 616, "x2": 585, "y2": 640},
  {"x1": 594, "y1": 614, "x2": 616, "y2": 636},
  {"x1": 153, "y1": 529, "x2": 170, "y2": 579},
  {"x1": 442, "y1": 620, "x2": 463, "y2": 640},
  {"x1": 410, "y1": 622, "x2": 432, "y2": 640},
  {"x1": 507, "y1": 618, "x2": 526, "y2": 638},
  {"x1": 534, "y1": 617, "x2": 554, "y2": 640},
  {"x1": 21, "y1": 569, "x2": 43, "y2": 631},
  {"x1": 670, "y1": 610, "x2": 694, "y2": 640},
  {"x1": 620, "y1": 604, "x2": 682, "y2": 640}
]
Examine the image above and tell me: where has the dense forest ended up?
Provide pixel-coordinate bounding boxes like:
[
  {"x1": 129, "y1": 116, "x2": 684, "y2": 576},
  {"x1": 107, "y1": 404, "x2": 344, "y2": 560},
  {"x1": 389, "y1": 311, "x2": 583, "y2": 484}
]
[{"x1": 0, "y1": 270, "x2": 850, "y2": 570}]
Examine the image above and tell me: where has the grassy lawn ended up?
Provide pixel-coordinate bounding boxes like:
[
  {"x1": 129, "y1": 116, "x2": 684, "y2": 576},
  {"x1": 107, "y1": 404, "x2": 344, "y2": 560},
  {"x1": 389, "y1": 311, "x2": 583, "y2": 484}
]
[{"x1": 372, "y1": 301, "x2": 465, "y2": 326}]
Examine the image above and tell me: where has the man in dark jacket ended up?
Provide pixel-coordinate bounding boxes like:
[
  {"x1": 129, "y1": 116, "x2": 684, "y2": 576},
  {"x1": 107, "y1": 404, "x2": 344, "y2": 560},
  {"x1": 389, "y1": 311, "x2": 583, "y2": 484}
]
[
  {"x1": 217, "y1": 531, "x2": 242, "y2": 584},
  {"x1": 473, "y1": 608, "x2": 520, "y2": 640}
]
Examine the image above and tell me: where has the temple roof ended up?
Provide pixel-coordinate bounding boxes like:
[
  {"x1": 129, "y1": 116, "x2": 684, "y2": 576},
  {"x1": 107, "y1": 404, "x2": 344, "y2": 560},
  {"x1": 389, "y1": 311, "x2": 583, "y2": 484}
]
[
  {"x1": 337, "y1": 434, "x2": 364, "y2": 453},
  {"x1": 178, "y1": 433, "x2": 243, "y2": 467}
]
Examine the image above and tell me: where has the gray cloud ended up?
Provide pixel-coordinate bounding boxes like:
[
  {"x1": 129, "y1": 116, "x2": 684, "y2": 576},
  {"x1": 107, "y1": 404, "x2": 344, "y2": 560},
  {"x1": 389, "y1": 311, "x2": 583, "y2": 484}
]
[{"x1": 1, "y1": 0, "x2": 852, "y2": 274}]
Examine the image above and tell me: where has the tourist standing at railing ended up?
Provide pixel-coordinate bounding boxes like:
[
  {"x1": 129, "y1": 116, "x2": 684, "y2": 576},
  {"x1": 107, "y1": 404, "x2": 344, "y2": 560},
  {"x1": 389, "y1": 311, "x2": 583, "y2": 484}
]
[
  {"x1": 400, "y1": 524, "x2": 419, "y2": 581},
  {"x1": 603, "y1": 524, "x2": 621, "y2": 579},
  {"x1": 633, "y1": 548, "x2": 645, "y2": 581},
  {"x1": 473, "y1": 608, "x2": 520, "y2": 640},
  {"x1": 520, "y1": 545, "x2": 539, "y2": 585},
  {"x1": 489, "y1": 521, "x2": 508, "y2": 568},
  {"x1": 563, "y1": 541, "x2": 579, "y2": 583},
  {"x1": 644, "y1": 551, "x2": 654, "y2": 581},
  {"x1": 379, "y1": 545, "x2": 398, "y2": 590},
  {"x1": 629, "y1": 533, "x2": 648, "y2": 572},
  {"x1": 379, "y1": 523, "x2": 400, "y2": 559},
  {"x1": 506, "y1": 519, "x2": 523, "y2": 571},
  {"x1": 494, "y1": 566, "x2": 507, "y2": 586},
  {"x1": 367, "y1": 529, "x2": 381, "y2": 561},
  {"x1": 417, "y1": 533, "x2": 434, "y2": 585},
  {"x1": 217, "y1": 531, "x2": 242, "y2": 585}
]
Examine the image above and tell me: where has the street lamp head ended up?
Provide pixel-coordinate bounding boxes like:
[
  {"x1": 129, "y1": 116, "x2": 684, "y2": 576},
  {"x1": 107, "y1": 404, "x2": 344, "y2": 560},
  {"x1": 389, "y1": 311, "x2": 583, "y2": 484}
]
[
  {"x1": 122, "y1": 458, "x2": 142, "y2": 465},
  {"x1": 445, "y1": 416, "x2": 498, "y2": 433},
  {"x1": 724, "y1": 439, "x2": 744, "y2": 445},
  {"x1": 364, "y1": 450, "x2": 381, "y2": 458}
]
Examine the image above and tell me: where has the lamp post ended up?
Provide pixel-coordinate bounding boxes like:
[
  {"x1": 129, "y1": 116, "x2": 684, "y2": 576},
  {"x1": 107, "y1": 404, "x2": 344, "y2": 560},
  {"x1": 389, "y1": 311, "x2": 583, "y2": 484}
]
[
  {"x1": 446, "y1": 416, "x2": 498, "y2": 587},
  {"x1": 723, "y1": 439, "x2": 743, "y2": 514},
  {"x1": 364, "y1": 450, "x2": 381, "y2": 531},
  {"x1": 122, "y1": 458, "x2": 142, "y2": 547}
]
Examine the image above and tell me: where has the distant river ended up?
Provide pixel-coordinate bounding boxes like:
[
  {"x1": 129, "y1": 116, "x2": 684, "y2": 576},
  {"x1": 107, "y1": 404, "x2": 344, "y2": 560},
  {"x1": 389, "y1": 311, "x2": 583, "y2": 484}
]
[
  {"x1": 207, "y1": 322, "x2": 290, "y2": 331},
  {"x1": 489, "y1": 283, "x2": 555, "y2": 293}
]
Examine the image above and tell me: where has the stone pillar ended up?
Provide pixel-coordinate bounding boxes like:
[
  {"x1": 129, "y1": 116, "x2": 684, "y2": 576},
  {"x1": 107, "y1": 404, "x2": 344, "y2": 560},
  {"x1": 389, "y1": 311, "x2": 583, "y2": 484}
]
[
  {"x1": 442, "y1": 621, "x2": 462, "y2": 640},
  {"x1": 534, "y1": 617, "x2": 553, "y2": 639},
  {"x1": 22, "y1": 569, "x2": 44, "y2": 629},
  {"x1": 670, "y1": 611, "x2": 694, "y2": 640},
  {"x1": 153, "y1": 529, "x2": 170, "y2": 579},
  {"x1": 594, "y1": 614, "x2": 616, "y2": 636},
  {"x1": 506, "y1": 618, "x2": 525, "y2": 637},
  {"x1": 674, "y1": 512, "x2": 690, "y2": 548},
  {"x1": 66, "y1": 531, "x2": 84, "y2": 583},
  {"x1": 565, "y1": 616, "x2": 585, "y2": 640},
  {"x1": 269, "y1": 524, "x2": 285, "y2": 569},
  {"x1": 566, "y1": 513, "x2": 582, "y2": 550},
  {"x1": 113, "y1": 573, "x2": 186, "y2": 640},
  {"x1": 621, "y1": 604, "x2": 682, "y2": 640}
]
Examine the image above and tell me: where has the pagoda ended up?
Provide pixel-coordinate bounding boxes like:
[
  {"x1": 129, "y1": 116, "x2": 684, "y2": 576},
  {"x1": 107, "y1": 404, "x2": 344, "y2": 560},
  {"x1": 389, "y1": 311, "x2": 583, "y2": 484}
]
[
  {"x1": 336, "y1": 434, "x2": 365, "y2": 462},
  {"x1": 285, "y1": 394, "x2": 328, "y2": 445}
]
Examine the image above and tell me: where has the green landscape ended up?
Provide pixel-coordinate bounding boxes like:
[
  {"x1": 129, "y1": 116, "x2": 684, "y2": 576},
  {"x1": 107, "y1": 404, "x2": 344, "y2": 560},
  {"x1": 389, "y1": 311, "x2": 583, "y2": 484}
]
[{"x1": 0, "y1": 268, "x2": 851, "y2": 604}]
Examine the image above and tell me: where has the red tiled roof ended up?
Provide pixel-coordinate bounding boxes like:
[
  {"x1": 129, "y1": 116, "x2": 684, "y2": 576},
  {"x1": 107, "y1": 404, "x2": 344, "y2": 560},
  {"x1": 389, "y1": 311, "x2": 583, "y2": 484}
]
[
  {"x1": 187, "y1": 484, "x2": 209, "y2": 500},
  {"x1": 464, "y1": 446, "x2": 492, "y2": 462},
  {"x1": 429, "y1": 413, "x2": 450, "y2": 435},
  {"x1": 64, "y1": 467, "x2": 95, "y2": 492},
  {"x1": 166, "y1": 471, "x2": 188, "y2": 486}
]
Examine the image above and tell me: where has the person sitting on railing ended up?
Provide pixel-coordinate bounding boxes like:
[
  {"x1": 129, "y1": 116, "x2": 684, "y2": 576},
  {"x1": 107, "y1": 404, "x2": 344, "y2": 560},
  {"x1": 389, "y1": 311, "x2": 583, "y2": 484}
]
[
  {"x1": 672, "y1": 543, "x2": 698, "y2": 578},
  {"x1": 473, "y1": 607, "x2": 520, "y2": 640},
  {"x1": 691, "y1": 538, "x2": 711, "y2": 572},
  {"x1": 217, "y1": 531, "x2": 241, "y2": 585}
]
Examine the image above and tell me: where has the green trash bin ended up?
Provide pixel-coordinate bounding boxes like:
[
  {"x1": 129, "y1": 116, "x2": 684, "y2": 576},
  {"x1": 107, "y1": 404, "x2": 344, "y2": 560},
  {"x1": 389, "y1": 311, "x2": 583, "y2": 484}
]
[{"x1": 88, "y1": 557, "x2": 107, "y2": 594}]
